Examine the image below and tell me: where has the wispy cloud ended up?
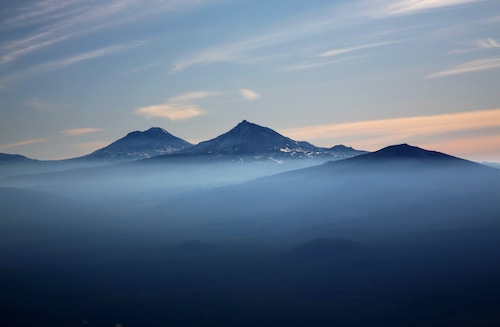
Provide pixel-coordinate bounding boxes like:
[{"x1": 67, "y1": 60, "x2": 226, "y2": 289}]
[
  {"x1": 0, "y1": 0, "x2": 215, "y2": 65},
  {"x1": 59, "y1": 128, "x2": 104, "y2": 136},
  {"x1": 40, "y1": 41, "x2": 146, "y2": 70},
  {"x1": 476, "y1": 38, "x2": 500, "y2": 49},
  {"x1": 282, "y1": 40, "x2": 395, "y2": 72},
  {"x1": 419, "y1": 134, "x2": 500, "y2": 161},
  {"x1": 170, "y1": 2, "x2": 409, "y2": 73},
  {"x1": 26, "y1": 98, "x2": 66, "y2": 113},
  {"x1": 170, "y1": 4, "x2": 364, "y2": 73},
  {"x1": 136, "y1": 104, "x2": 205, "y2": 121},
  {"x1": 239, "y1": 89, "x2": 260, "y2": 101},
  {"x1": 135, "y1": 91, "x2": 220, "y2": 121},
  {"x1": 0, "y1": 138, "x2": 51, "y2": 151},
  {"x1": 0, "y1": 126, "x2": 104, "y2": 152},
  {"x1": 374, "y1": 0, "x2": 483, "y2": 16},
  {"x1": 1, "y1": 41, "x2": 146, "y2": 86},
  {"x1": 449, "y1": 38, "x2": 500, "y2": 54},
  {"x1": 425, "y1": 57, "x2": 500, "y2": 78},
  {"x1": 0, "y1": 36, "x2": 69, "y2": 65},
  {"x1": 281, "y1": 108, "x2": 500, "y2": 152},
  {"x1": 319, "y1": 41, "x2": 395, "y2": 58},
  {"x1": 170, "y1": 91, "x2": 222, "y2": 103},
  {"x1": 284, "y1": 55, "x2": 372, "y2": 72}
]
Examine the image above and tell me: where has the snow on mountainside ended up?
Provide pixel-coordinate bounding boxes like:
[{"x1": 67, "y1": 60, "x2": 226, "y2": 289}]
[
  {"x1": 80, "y1": 127, "x2": 193, "y2": 161},
  {"x1": 183, "y1": 120, "x2": 365, "y2": 160},
  {"x1": 2, "y1": 121, "x2": 364, "y2": 165}
]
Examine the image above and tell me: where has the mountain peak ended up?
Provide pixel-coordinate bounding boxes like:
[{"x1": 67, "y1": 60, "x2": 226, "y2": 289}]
[
  {"x1": 188, "y1": 120, "x2": 315, "y2": 155},
  {"x1": 127, "y1": 127, "x2": 171, "y2": 137},
  {"x1": 0, "y1": 153, "x2": 36, "y2": 164},
  {"x1": 146, "y1": 127, "x2": 168, "y2": 133},
  {"x1": 82, "y1": 127, "x2": 193, "y2": 160},
  {"x1": 337, "y1": 143, "x2": 477, "y2": 169},
  {"x1": 232, "y1": 119, "x2": 265, "y2": 131},
  {"x1": 371, "y1": 144, "x2": 447, "y2": 159},
  {"x1": 182, "y1": 120, "x2": 366, "y2": 160}
]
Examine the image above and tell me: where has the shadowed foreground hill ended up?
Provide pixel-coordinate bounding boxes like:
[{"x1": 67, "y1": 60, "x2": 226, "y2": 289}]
[
  {"x1": 1, "y1": 145, "x2": 500, "y2": 326},
  {"x1": 152, "y1": 144, "x2": 500, "y2": 241}
]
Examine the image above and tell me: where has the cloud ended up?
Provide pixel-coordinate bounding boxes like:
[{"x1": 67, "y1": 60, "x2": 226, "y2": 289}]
[
  {"x1": 281, "y1": 108, "x2": 500, "y2": 154},
  {"x1": 135, "y1": 91, "x2": 219, "y2": 121},
  {"x1": 449, "y1": 38, "x2": 500, "y2": 54},
  {"x1": 170, "y1": 91, "x2": 222, "y2": 103},
  {"x1": 59, "y1": 128, "x2": 104, "y2": 136},
  {"x1": 375, "y1": 0, "x2": 483, "y2": 16},
  {"x1": 319, "y1": 41, "x2": 394, "y2": 58},
  {"x1": 0, "y1": 36, "x2": 69, "y2": 65},
  {"x1": 282, "y1": 40, "x2": 395, "y2": 72},
  {"x1": 136, "y1": 104, "x2": 204, "y2": 121},
  {"x1": 26, "y1": 99, "x2": 65, "y2": 113},
  {"x1": 0, "y1": 41, "x2": 146, "y2": 86},
  {"x1": 170, "y1": 4, "x2": 364, "y2": 73},
  {"x1": 34, "y1": 41, "x2": 146, "y2": 72},
  {"x1": 0, "y1": 0, "x2": 216, "y2": 65},
  {"x1": 425, "y1": 57, "x2": 500, "y2": 78},
  {"x1": 169, "y1": 2, "x2": 406, "y2": 73},
  {"x1": 284, "y1": 54, "x2": 373, "y2": 72},
  {"x1": 419, "y1": 134, "x2": 500, "y2": 161},
  {"x1": 0, "y1": 126, "x2": 103, "y2": 153},
  {"x1": 0, "y1": 138, "x2": 51, "y2": 151},
  {"x1": 239, "y1": 89, "x2": 260, "y2": 101},
  {"x1": 476, "y1": 38, "x2": 500, "y2": 49}
]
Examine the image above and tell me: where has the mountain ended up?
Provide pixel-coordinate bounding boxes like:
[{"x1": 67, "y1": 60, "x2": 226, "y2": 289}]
[
  {"x1": 153, "y1": 143, "x2": 500, "y2": 241},
  {"x1": 265, "y1": 143, "x2": 499, "y2": 195},
  {"x1": 79, "y1": 127, "x2": 193, "y2": 161},
  {"x1": 180, "y1": 120, "x2": 365, "y2": 161},
  {"x1": 0, "y1": 153, "x2": 51, "y2": 178},
  {"x1": 0, "y1": 153, "x2": 37, "y2": 164},
  {"x1": 320, "y1": 143, "x2": 479, "y2": 170},
  {"x1": 346, "y1": 143, "x2": 468, "y2": 163}
]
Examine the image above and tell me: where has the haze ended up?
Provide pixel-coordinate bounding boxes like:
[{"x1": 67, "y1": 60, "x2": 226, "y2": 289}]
[{"x1": 1, "y1": 1, "x2": 500, "y2": 326}]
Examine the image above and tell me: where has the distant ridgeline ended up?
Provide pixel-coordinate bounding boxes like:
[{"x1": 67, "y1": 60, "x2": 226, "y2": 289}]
[{"x1": 0, "y1": 120, "x2": 366, "y2": 164}]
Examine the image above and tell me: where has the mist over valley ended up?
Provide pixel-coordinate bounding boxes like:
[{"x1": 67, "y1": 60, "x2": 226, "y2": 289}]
[{"x1": 1, "y1": 121, "x2": 500, "y2": 326}]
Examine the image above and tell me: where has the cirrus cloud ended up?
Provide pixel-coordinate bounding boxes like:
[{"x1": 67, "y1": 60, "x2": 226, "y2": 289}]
[
  {"x1": 59, "y1": 128, "x2": 104, "y2": 136},
  {"x1": 239, "y1": 89, "x2": 260, "y2": 101},
  {"x1": 135, "y1": 91, "x2": 220, "y2": 121},
  {"x1": 136, "y1": 104, "x2": 205, "y2": 121},
  {"x1": 26, "y1": 98, "x2": 66, "y2": 113},
  {"x1": 0, "y1": 137, "x2": 51, "y2": 151},
  {"x1": 375, "y1": 0, "x2": 483, "y2": 16},
  {"x1": 425, "y1": 57, "x2": 500, "y2": 78}
]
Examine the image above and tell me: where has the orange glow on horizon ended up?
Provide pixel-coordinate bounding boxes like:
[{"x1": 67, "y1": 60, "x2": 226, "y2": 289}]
[{"x1": 281, "y1": 108, "x2": 500, "y2": 161}]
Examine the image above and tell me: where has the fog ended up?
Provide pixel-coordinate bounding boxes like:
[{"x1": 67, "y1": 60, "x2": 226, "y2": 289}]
[{"x1": 1, "y1": 152, "x2": 500, "y2": 326}]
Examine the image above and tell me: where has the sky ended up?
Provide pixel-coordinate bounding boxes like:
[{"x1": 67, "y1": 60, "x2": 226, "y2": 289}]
[{"x1": 1, "y1": 0, "x2": 500, "y2": 162}]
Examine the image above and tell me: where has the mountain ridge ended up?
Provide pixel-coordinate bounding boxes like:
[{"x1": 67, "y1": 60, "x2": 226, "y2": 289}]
[
  {"x1": 76, "y1": 127, "x2": 193, "y2": 161},
  {"x1": 174, "y1": 120, "x2": 366, "y2": 161},
  {"x1": 2, "y1": 121, "x2": 366, "y2": 163},
  {"x1": 0, "y1": 153, "x2": 39, "y2": 164}
]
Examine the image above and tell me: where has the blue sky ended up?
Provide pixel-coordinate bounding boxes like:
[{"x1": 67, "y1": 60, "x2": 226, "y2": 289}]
[{"x1": 1, "y1": 0, "x2": 499, "y2": 161}]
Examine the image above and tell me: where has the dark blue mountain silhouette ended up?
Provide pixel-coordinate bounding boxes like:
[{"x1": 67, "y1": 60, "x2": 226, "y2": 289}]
[
  {"x1": 0, "y1": 153, "x2": 37, "y2": 164},
  {"x1": 181, "y1": 120, "x2": 365, "y2": 160},
  {"x1": 160, "y1": 143, "x2": 500, "y2": 239},
  {"x1": 80, "y1": 127, "x2": 193, "y2": 160}
]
